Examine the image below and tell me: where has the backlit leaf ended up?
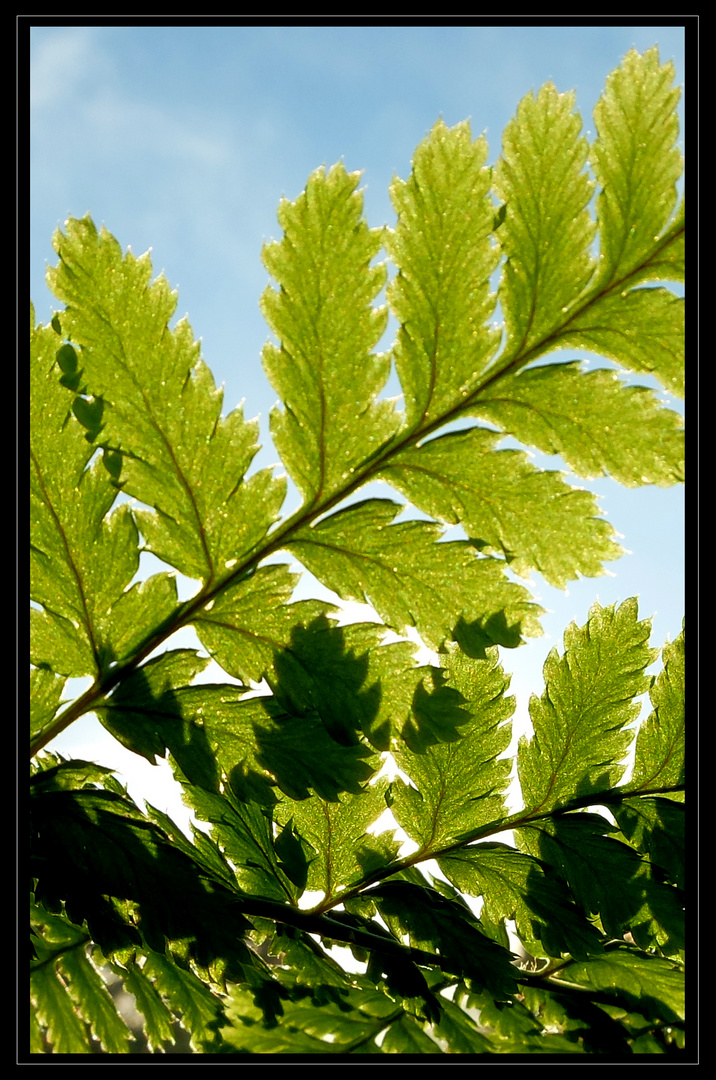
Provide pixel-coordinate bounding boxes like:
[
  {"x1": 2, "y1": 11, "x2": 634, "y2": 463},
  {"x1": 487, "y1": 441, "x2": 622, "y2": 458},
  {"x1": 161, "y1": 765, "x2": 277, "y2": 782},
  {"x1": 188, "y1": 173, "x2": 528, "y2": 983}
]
[
  {"x1": 473, "y1": 361, "x2": 684, "y2": 486},
  {"x1": 589, "y1": 48, "x2": 682, "y2": 289},
  {"x1": 385, "y1": 119, "x2": 500, "y2": 428},
  {"x1": 289, "y1": 498, "x2": 543, "y2": 651},
  {"x1": 381, "y1": 425, "x2": 621, "y2": 587},
  {"x1": 261, "y1": 163, "x2": 398, "y2": 505},
  {"x1": 517, "y1": 599, "x2": 655, "y2": 813},
  {"x1": 626, "y1": 623, "x2": 685, "y2": 793},
  {"x1": 29, "y1": 49, "x2": 686, "y2": 1056},
  {"x1": 552, "y1": 947, "x2": 684, "y2": 1024},
  {"x1": 30, "y1": 667, "x2": 67, "y2": 743},
  {"x1": 31, "y1": 310, "x2": 146, "y2": 677},
  {"x1": 493, "y1": 81, "x2": 595, "y2": 361},
  {"x1": 46, "y1": 218, "x2": 286, "y2": 585},
  {"x1": 438, "y1": 842, "x2": 603, "y2": 959},
  {"x1": 274, "y1": 780, "x2": 398, "y2": 902},
  {"x1": 391, "y1": 645, "x2": 513, "y2": 850},
  {"x1": 518, "y1": 812, "x2": 684, "y2": 953}
]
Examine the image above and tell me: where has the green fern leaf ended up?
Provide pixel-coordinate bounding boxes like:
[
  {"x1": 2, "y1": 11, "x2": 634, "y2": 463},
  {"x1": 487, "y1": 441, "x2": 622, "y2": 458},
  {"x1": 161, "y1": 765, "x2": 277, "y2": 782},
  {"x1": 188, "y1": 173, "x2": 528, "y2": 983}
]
[
  {"x1": 179, "y1": 690, "x2": 377, "y2": 803},
  {"x1": 191, "y1": 569, "x2": 320, "y2": 684},
  {"x1": 430, "y1": 994, "x2": 494, "y2": 1052},
  {"x1": 380, "y1": 1015, "x2": 442, "y2": 1053},
  {"x1": 493, "y1": 81, "x2": 595, "y2": 361},
  {"x1": 223, "y1": 979, "x2": 400, "y2": 1054},
  {"x1": 555, "y1": 49, "x2": 684, "y2": 396},
  {"x1": 380, "y1": 425, "x2": 621, "y2": 587},
  {"x1": 625, "y1": 623, "x2": 685, "y2": 792},
  {"x1": 438, "y1": 842, "x2": 603, "y2": 959},
  {"x1": 390, "y1": 645, "x2": 513, "y2": 850},
  {"x1": 30, "y1": 667, "x2": 67, "y2": 743},
  {"x1": 175, "y1": 781, "x2": 298, "y2": 904},
  {"x1": 93, "y1": 648, "x2": 215, "y2": 774},
  {"x1": 366, "y1": 881, "x2": 518, "y2": 999},
  {"x1": 262, "y1": 615, "x2": 465, "y2": 751},
  {"x1": 274, "y1": 779, "x2": 398, "y2": 903},
  {"x1": 261, "y1": 163, "x2": 398, "y2": 506},
  {"x1": 29, "y1": 47, "x2": 687, "y2": 1056},
  {"x1": 141, "y1": 949, "x2": 224, "y2": 1051},
  {"x1": 30, "y1": 901, "x2": 132, "y2": 1054},
  {"x1": 517, "y1": 599, "x2": 656, "y2": 812},
  {"x1": 118, "y1": 959, "x2": 177, "y2": 1050},
  {"x1": 96, "y1": 642, "x2": 378, "y2": 801},
  {"x1": 612, "y1": 796, "x2": 685, "y2": 890},
  {"x1": 46, "y1": 218, "x2": 286, "y2": 585},
  {"x1": 558, "y1": 287, "x2": 684, "y2": 398},
  {"x1": 31, "y1": 309, "x2": 166, "y2": 678},
  {"x1": 56, "y1": 946, "x2": 130, "y2": 1054},
  {"x1": 289, "y1": 498, "x2": 542, "y2": 650},
  {"x1": 31, "y1": 960, "x2": 94, "y2": 1053},
  {"x1": 385, "y1": 118, "x2": 500, "y2": 428},
  {"x1": 518, "y1": 812, "x2": 684, "y2": 953},
  {"x1": 590, "y1": 48, "x2": 683, "y2": 289},
  {"x1": 551, "y1": 947, "x2": 685, "y2": 1024},
  {"x1": 473, "y1": 361, "x2": 684, "y2": 487}
]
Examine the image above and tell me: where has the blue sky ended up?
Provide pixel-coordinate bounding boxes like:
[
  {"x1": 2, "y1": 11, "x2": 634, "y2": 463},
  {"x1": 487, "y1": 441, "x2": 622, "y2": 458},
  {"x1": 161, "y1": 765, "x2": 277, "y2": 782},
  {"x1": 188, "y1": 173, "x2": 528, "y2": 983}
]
[{"x1": 30, "y1": 23, "x2": 686, "y2": 813}]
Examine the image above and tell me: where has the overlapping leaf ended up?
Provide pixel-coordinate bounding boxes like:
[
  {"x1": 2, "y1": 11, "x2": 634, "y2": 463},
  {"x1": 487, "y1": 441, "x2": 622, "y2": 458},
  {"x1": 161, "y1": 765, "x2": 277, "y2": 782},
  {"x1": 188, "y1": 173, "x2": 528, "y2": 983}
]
[
  {"x1": 363, "y1": 881, "x2": 518, "y2": 1000},
  {"x1": 94, "y1": 619, "x2": 473, "y2": 807},
  {"x1": 438, "y1": 842, "x2": 603, "y2": 959},
  {"x1": 95, "y1": 638, "x2": 378, "y2": 802},
  {"x1": 30, "y1": 755, "x2": 255, "y2": 964},
  {"x1": 223, "y1": 978, "x2": 402, "y2": 1054},
  {"x1": 92, "y1": 649, "x2": 216, "y2": 781},
  {"x1": 274, "y1": 781, "x2": 400, "y2": 903},
  {"x1": 518, "y1": 813, "x2": 684, "y2": 953},
  {"x1": 390, "y1": 646, "x2": 514, "y2": 850},
  {"x1": 429, "y1": 994, "x2": 494, "y2": 1053},
  {"x1": 46, "y1": 217, "x2": 286, "y2": 585},
  {"x1": 517, "y1": 599, "x2": 656, "y2": 813},
  {"x1": 612, "y1": 797, "x2": 685, "y2": 891},
  {"x1": 464, "y1": 987, "x2": 590, "y2": 1054},
  {"x1": 176, "y1": 779, "x2": 299, "y2": 905},
  {"x1": 191, "y1": 570, "x2": 320, "y2": 684},
  {"x1": 289, "y1": 499, "x2": 542, "y2": 652},
  {"x1": 551, "y1": 947, "x2": 685, "y2": 1025},
  {"x1": 263, "y1": 616, "x2": 466, "y2": 752},
  {"x1": 261, "y1": 163, "x2": 398, "y2": 505}
]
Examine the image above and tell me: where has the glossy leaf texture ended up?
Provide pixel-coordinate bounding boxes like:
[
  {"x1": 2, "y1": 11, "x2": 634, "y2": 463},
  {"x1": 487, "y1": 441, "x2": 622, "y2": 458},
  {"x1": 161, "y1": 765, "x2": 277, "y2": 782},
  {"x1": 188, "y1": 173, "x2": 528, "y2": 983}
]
[{"x1": 30, "y1": 48, "x2": 686, "y2": 1057}]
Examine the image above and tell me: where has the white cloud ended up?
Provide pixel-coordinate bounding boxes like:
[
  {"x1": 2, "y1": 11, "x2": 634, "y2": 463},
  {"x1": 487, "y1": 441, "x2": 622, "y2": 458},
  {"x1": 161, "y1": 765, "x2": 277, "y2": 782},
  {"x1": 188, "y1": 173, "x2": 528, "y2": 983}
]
[{"x1": 30, "y1": 26, "x2": 106, "y2": 109}]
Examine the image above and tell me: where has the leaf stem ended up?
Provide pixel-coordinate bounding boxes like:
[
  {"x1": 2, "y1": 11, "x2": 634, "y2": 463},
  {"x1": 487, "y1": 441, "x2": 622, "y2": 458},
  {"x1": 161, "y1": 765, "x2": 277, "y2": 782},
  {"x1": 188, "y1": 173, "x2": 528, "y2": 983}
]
[{"x1": 308, "y1": 781, "x2": 685, "y2": 916}]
